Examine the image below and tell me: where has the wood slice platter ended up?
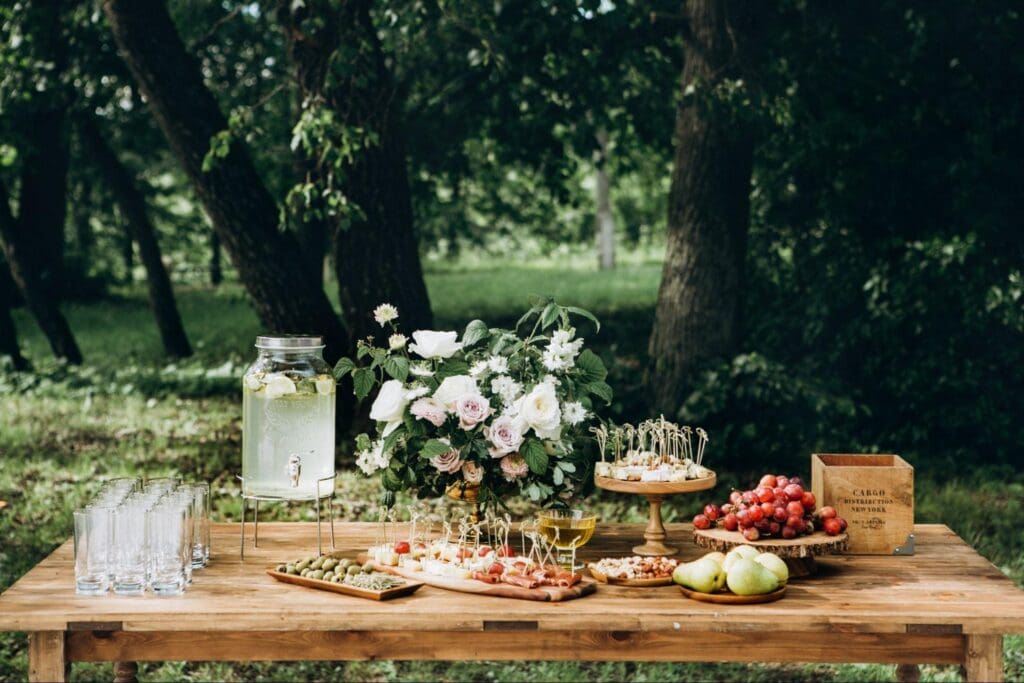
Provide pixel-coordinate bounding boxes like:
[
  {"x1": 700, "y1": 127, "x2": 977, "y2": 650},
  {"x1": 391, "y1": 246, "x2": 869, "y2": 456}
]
[
  {"x1": 692, "y1": 528, "x2": 848, "y2": 578},
  {"x1": 593, "y1": 473, "x2": 716, "y2": 495},
  {"x1": 587, "y1": 565, "x2": 673, "y2": 587},
  {"x1": 357, "y1": 554, "x2": 597, "y2": 602},
  {"x1": 266, "y1": 569, "x2": 424, "y2": 601},
  {"x1": 678, "y1": 584, "x2": 787, "y2": 605}
]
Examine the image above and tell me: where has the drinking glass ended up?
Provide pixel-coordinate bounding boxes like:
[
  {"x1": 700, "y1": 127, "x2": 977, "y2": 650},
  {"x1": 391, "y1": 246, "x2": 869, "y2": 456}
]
[
  {"x1": 74, "y1": 507, "x2": 111, "y2": 595},
  {"x1": 536, "y1": 509, "x2": 597, "y2": 570},
  {"x1": 145, "y1": 477, "x2": 178, "y2": 494},
  {"x1": 111, "y1": 504, "x2": 148, "y2": 595},
  {"x1": 166, "y1": 492, "x2": 195, "y2": 584},
  {"x1": 188, "y1": 483, "x2": 211, "y2": 568},
  {"x1": 147, "y1": 505, "x2": 187, "y2": 596}
]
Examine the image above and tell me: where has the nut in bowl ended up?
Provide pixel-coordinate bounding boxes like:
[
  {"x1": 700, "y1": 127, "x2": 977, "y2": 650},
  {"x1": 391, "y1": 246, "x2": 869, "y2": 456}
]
[{"x1": 588, "y1": 556, "x2": 679, "y2": 586}]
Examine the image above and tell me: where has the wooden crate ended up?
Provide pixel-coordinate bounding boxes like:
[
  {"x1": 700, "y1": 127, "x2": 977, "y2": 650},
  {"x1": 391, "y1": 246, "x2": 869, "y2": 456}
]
[{"x1": 810, "y1": 453, "x2": 914, "y2": 555}]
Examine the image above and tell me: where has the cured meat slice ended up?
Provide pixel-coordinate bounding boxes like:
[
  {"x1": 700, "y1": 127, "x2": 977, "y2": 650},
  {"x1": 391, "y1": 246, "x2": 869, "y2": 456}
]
[
  {"x1": 555, "y1": 572, "x2": 581, "y2": 588},
  {"x1": 503, "y1": 574, "x2": 540, "y2": 589},
  {"x1": 473, "y1": 571, "x2": 501, "y2": 584}
]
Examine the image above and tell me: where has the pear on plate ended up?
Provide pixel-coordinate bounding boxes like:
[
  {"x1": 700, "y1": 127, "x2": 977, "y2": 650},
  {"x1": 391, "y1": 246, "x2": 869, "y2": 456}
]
[
  {"x1": 702, "y1": 551, "x2": 726, "y2": 567},
  {"x1": 722, "y1": 545, "x2": 760, "y2": 572},
  {"x1": 725, "y1": 558, "x2": 780, "y2": 596},
  {"x1": 673, "y1": 557, "x2": 725, "y2": 593},
  {"x1": 754, "y1": 552, "x2": 789, "y2": 585}
]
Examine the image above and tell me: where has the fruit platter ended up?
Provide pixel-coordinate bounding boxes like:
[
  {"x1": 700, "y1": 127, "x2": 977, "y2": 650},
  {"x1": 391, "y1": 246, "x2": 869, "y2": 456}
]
[
  {"x1": 267, "y1": 554, "x2": 424, "y2": 601},
  {"x1": 587, "y1": 555, "x2": 679, "y2": 587},
  {"x1": 592, "y1": 419, "x2": 717, "y2": 555},
  {"x1": 674, "y1": 546, "x2": 790, "y2": 604},
  {"x1": 692, "y1": 473, "x2": 849, "y2": 577}
]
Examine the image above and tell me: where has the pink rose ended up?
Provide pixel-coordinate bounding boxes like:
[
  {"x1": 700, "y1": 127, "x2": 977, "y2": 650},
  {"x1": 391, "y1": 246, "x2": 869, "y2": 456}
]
[
  {"x1": 454, "y1": 393, "x2": 491, "y2": 430},
  {"x1": 431, "y1": 446, "x2": 463, "y2": 474},
  {"x1": 461, "y1": 461, "x2": 484, "y2": 484},
  {"x1": 410, "y1": 397, "x2": 447, "y2": 427},
  {"x1": 485, "y1": 414, "x2": 524, "y2": 457},
  {"x1": 500, "y1": 454, "x2": 529, "y2": 481}
]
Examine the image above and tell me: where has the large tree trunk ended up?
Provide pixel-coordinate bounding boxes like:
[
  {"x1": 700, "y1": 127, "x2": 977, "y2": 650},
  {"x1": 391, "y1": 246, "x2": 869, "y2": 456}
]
[
  {"x1": 281, "y1": 0, "x2": 432, "y2": 346},
  {"x1": 77, "y1": 115, "x2": 193, "y2": 358},
  {"x1": 646, "y1": 1, "x2": 757, "y2": 415},
  {"x1": 209, "y1": 228, "x2": 222, "y2": 286},
  {"x1": 0, "y1": 262, "x2": 30, "y2": 370},
  {"x1": 102, "y1": 0, "x2": 349, "y2": 363},
  {"x1": 594, "y1": 128, "x2": 616, "y2": 271},
  {"x1": 0, "y1": 178, "x2": 83, "y2": 364}
]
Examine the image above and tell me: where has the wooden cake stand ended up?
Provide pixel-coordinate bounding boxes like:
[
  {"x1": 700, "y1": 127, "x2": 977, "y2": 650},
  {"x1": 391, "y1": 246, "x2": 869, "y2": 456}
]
[
  {"x1": 693, "y1": 527, "x2": 848, "y2": 578},
  {"x1": 595, "y1": 473, "x2": 716, "y2": 556}
]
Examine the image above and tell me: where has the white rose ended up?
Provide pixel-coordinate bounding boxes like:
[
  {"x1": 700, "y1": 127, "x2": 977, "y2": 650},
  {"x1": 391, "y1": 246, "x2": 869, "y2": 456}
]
[
  {"x1": 369, "y1": 379, "x2": 409, "y2": 426},
  {"x1": 408, "y1": 330, "x2": 462, "y2": 359},
  {"x1": 433, "y1": 374, "x2": 477, "y2": 408},
  {"x1": 517, "y1": 382, "x2": 561, "y2": 439}
]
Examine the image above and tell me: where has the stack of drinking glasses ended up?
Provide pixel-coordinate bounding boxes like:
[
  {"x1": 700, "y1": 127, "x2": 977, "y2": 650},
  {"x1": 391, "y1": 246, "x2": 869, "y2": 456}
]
[{"x1": 74, "y1": 477, "x2": 211, "y2": 596}]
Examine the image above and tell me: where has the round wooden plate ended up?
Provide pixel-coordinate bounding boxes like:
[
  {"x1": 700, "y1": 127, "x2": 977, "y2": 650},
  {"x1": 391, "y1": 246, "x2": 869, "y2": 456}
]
[
  {"x1": 588, "y1": 565, "x2": 674, "y2": 587},
  {"x1": 678, "y1": 584, "x2": 787, "y2": 604},
  {"x1": 594, "y1": 472, "x2": 716, "y2": 495},
  {"x1": 693, "y1": 528, "x2": 848, "y2": 578}
]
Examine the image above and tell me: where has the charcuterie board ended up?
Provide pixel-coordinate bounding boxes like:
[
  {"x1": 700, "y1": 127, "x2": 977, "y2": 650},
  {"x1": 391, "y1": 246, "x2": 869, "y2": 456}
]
[
  {"x1": 357, "y1": 554, "x2": 597, "y2": 602},
  {"x1": 266, "y1": 569, "x2": 424, "y2": 601}
]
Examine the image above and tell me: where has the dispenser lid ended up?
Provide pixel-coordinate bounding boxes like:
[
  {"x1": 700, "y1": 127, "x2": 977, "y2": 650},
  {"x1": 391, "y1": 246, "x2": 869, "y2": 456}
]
[{"x1": 255, "y1": 335, "x2": 324, "y2": 350}]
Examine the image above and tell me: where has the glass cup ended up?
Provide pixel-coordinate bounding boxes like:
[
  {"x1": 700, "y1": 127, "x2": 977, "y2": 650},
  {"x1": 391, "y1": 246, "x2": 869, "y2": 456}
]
[
  {"x1": 165, "y1": 492, "x2": 195, "y2": 584},
  {"x1": 111, "y1": 504, "x2": 148, "y2": 595},
  {"x1": 147, "y1": 505, "x2": 187, "y2": 596},
  {"x1": 536, "y1": 509, "x2": 597, "y2": 570},
  {"x1": 187, "y1": 483, "x2": 211, "y2": 568},
  {"x1": 74, "y1": 506, "x2": 112, "y2": 595},
  {"x1": 145, "y1": 477, "x2": 179, "y2": 494}
]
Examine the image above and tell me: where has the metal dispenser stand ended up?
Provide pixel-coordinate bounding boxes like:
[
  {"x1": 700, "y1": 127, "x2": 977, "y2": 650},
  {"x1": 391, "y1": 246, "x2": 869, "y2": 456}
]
[{"x1": 237, "y1": 471, "x2": 337, "y2": 560}]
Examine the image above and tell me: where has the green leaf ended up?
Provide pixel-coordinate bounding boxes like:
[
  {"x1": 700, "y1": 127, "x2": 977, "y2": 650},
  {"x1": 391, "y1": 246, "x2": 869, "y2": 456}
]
[
  {"x1": 355, "y1": 433, "x2": 372, "y2": 452},
  {"x1": 357, "y1": 344, "x2": 372, "y2": 360},
  {"x1": 333, "y1": 357, "x2": 355, "y2": 380},
  {"x1": 585, "y1": 381, "x2": 614, "y2": 405},
  {"x1": 558, "y1": 462, "x2": 577, "y2": 474},
  {"x1": 540, "y1": 303, "x2": 560, "y2": 329},
  {"x1": 435, "y1": 359, "x2": 469, "y2": 379},
  {"x1": 419, "y1": 439, "x2": 452, "y2": 459},
  {"x1": 382, "y1": 467, "x2": 403, "y2": 491},
  {"x1": 515, "y1": 303, "x2": 543, "y2": 331},
  {"x1": 352, "y1": 367, "x2": 375, "y2": 400},
  {"x1": 566, "y1": 306, "x2": 601, "y2": 332},
  {"x1": 576, "y1": 349, "x2": 608, "y2": 384},
  {"x1": 383, "y1": 355, "x2": 409, "y2": 382},
  {"x1": 521, "y1": 438, "x2": 549, "y2": 475},
  {"x1": 382, "y1": 425, "x2": 405, "y2": 453},
  {"x1": 462, "y1": 319, "x2": 489, "y2": 348},
  {"x1": 552, "y1": 466, "x2": 564, "y2": 486}
]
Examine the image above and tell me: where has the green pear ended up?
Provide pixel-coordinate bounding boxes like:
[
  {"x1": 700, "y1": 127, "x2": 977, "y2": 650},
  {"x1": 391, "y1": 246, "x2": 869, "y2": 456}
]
[
  {"x1": 725, "y1": 558, "x2": 780, "y2": 596},
  {"x1": 673, "y1": 558, "x2": 725, "y2": 593},
  {"x1": 702, "y1": 551, "x2": 726, "y2": 567},
  {"x1": 754, "y1": 553, "x2": 789, "y2": 585},
  {"x1": 722, "y1": 545, "x2": 760, "y2": 572}
]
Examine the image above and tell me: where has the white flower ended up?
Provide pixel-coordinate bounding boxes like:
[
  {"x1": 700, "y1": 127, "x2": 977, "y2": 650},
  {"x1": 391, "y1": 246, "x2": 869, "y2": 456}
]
[
  {"x1": 542, "y1": 329, "x2": 584, "y2": 373},
  {"x1": 461, "y1": 461, "x2": 484, "y2": 484},
  {"x1": 487, "y1": 356, "x2": 509, "y2": 373},
  {"x1": 356, "y1": 440, "x2": 391, "y2": 475},
  {"x1": 563, "y1": 401, "x2": 587, "y2": 426},
  {"x1": 369, "y1": 379, "x2": 409, "y2": 428},
  {"x1": 541, "y1": 374, "x2": 559, "y2": 387},
  {"x1": 517, "y1": 382, "x2": 562, "y2": 439},
  {"x1": 409, "y1": 363, "x2": 434, "y2": 377},
  {"x1": 405, "y1": 385, "x2": 430, "y2": 400},
  {"x1": 433, "y1": 374, "x2": 477, "y2": 408},
  {"x1": 388, "y1": 333, "x2": 408, "y2": 350},
  {"x1": 263, "y1": 373, "x2": 297, "y2": 399},
  {"x1": 490, "y1": 375, "x2": 522, "y2": 406},
  {"x1": 410, "y1": 397, "x2": 447, "y2": 427},
  {"x1": 373, "y1": 303, "x2": 399, "y2": 326},
  {"x1": 469, "y1": 360, "x2": 489, "y2": 377},
  {"x1": 485, "y1": 414, "x2": 525, "y2": 457},
  {"x1": 409, "y1": 330, "x2": 462, "y2": 359},
  {"x1": 542, "y1": 348, "x2": 570, "y2": 372}
]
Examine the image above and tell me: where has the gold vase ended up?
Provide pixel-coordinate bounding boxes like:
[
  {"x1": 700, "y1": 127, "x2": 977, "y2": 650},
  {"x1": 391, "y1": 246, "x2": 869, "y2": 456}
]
[{"x1": 445, "y1": 480, "x2": 481, "y2": 524}]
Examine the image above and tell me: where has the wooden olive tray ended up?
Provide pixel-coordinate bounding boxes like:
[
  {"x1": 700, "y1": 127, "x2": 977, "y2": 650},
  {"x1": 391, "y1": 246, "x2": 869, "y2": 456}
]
[
  {"x1": 587, "y1": 565, "x2": 673, "y2": 587},
  {"x1": 358, "y1": 554, "x2": 597, "y2": 602},
  {"x1": 679, "y1": 584, "x2": 787, "y2": 604},
  {"x1": 266, "y1": 569, "x2": 424, "y2": 601}
]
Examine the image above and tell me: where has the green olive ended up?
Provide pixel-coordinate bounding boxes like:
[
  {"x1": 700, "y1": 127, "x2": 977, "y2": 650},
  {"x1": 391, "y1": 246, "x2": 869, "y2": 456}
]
[
  {"x1": 300, "y1": 568, "x2": 311, "y2": 577},
  {"x1": 346, "y1": 564, "x2": 360, "y2": 576},
  {"x1": 321, "y1": 558, "x2": 338, "y2": 571},
  {"x1": 361, "y1": 564, "x2": 374, "y2": 574},
  {"x1": 330, "y1": 574, "x2": 343, "y2": 583},
  {"x1": 285, "y1": 564, "x2": 297, "y2": 574},
  {"x1": 308, "y1": 569, "x2": 324, "y2": 580},
  {"x1": 311, "y1": 557, "x2": 325, "y2": 570},
  {"x1": 338, "y1": 559, "x2": 353, "y2": 569},
  {"x1": 295, "y1": 559, "x2": 311, "y2": 572},
  {"x1": 276, "y1": 564, "x2": 287, "y2": 573}
]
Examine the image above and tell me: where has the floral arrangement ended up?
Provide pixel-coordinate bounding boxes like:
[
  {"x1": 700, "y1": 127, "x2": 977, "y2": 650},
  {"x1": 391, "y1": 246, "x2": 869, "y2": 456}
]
[{"x1": 334, "y1": 299, "x2": 612, "y2": 508}]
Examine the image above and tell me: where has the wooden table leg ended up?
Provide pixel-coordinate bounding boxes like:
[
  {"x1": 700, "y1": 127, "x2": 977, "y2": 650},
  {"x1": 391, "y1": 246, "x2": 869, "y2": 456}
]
[
  {"x1": 114, "y1": 661, "x2": 139, "y2": 683},
  {"x1": 962, "y1": 634, "x2": 1003, "y2": 682},
  {"x1": 895, "y1": 664, "x2": 920, "y2": 682},
  {"x1": 28, "y1": 631, "x2": 69, "y2": 683}
]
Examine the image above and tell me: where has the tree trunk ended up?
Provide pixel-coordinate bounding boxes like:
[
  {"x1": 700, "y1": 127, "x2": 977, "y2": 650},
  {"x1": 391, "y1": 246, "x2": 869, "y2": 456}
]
[
  {"x1": 0, "y1": 178, "x2": 83, "y2": 364},
  {"x1": 0, "y1": 262, "x2": 30, "y2": 370},
  {"x1": 103, "y1": 0, "x2": 348, "y2": 364},
  {"x1": 645, "y1": 0, "x2": 757, "y2": 415},
  {"x1": 77, "y1": 115, "x2": 193, "y2": 358},
  {"x1": 281, "y1": 0, "x2": 432, "y2": 347},
  {"x1": 595, "y1": 128, "x2": 616, "y2": 271},
  {"x1": 209, "y1": 228, "x2": 222, "y2": 286}
]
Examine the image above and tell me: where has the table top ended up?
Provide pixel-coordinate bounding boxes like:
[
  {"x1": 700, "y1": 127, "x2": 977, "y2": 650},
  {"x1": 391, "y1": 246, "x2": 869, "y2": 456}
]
[{"x1": 2, "y1": 522, "x2": 1023, "y2": 635}]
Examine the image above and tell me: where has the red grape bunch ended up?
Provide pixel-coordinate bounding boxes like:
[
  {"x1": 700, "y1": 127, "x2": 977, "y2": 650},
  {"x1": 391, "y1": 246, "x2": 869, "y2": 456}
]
[{"x1": 692, "y1": 474, "x2": 848, "y2": 541}]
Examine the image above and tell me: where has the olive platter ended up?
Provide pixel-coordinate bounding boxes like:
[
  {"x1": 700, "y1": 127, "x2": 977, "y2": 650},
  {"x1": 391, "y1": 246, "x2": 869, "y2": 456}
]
[{"x1": 267, "y1": 556, "x2": 424, "y2": 601}]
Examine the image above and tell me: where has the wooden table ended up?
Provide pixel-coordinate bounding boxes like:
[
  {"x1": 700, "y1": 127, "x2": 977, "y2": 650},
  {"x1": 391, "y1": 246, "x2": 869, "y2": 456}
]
[{"x1": 2, "y1": 523, "x2": 1023, "y2": 682}]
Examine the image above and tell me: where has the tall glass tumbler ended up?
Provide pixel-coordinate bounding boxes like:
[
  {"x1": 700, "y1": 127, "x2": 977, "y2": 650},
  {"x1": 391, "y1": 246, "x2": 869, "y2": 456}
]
[
  {"x1": 111, "y1": 504, "x2": 148, "y2": 595},
  {"x1": 189, "y1": 483, "x2": 211, "y2": 568},
  {"x1": 166, "y1": 492, "x2": 194, "y2": 584},
  {"x1": 147, "y1": 505, "x2": 187, "y2": 596},
  {"x1": 74, "y1": 507, "x2": 111, "y2": 595}
]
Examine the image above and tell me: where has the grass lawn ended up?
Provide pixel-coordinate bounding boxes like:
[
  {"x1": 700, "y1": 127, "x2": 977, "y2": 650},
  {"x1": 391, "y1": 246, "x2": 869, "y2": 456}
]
[{"x1": 2, "y1": 264, "x2": 1022, "y2": 681}]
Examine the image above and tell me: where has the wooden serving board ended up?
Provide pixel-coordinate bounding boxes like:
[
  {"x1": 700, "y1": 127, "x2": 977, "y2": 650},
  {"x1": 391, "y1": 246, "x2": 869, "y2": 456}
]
[
  {"x1": 266, "y1": 569, "x2": 424, "y2": 601},
  {"x1": 358, "y1": 555, "x2": 597, "y2": 602},
  {"x1": 679, "y1": 584, "x2": 787, "y2": 604},
  {"x1": 594, "y1": 472, "x2": 716, "y2": 495},
  {"x1": 693, "y1": 528, "x2": 848, "y2": 578},
  {"x1": 587, "y1": 565, "x2": 673, "y2": 587}
]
